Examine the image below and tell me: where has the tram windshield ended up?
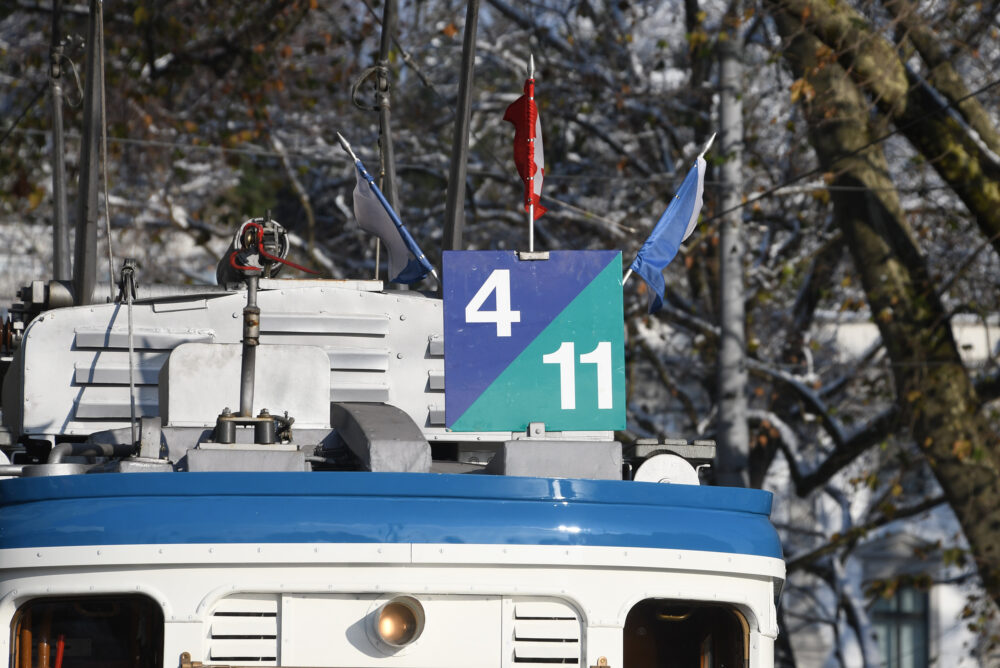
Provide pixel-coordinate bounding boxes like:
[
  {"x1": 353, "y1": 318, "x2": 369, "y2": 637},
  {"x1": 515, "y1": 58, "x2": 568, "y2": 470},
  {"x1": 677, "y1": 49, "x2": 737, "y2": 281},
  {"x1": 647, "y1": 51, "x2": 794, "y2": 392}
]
[
  {"x1": 624, "y1": 599, "x2": 749, "y2": 668},
  {"x1": 10, "y1": 595, "x2": 163, "y2": 668}
]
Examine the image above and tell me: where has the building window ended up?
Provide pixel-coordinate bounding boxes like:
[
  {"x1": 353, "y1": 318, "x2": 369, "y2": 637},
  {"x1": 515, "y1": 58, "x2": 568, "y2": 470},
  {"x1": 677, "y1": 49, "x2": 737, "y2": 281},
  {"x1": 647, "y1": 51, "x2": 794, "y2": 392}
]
[{"x1": 871, "y1": 587, "x2": 929, "y2": 668}]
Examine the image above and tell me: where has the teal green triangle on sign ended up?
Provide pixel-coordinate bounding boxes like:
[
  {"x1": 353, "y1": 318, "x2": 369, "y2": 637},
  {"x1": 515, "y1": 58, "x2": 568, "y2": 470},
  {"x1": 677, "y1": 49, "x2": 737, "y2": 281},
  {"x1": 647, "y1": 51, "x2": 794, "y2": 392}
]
[{"x1": 451, "y1": 256, "x2": 625, "y2": 432}]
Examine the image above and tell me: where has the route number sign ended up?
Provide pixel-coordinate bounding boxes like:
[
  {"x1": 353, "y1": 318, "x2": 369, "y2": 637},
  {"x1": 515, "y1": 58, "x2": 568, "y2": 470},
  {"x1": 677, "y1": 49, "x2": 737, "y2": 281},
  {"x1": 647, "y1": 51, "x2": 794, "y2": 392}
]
[{"x1": 443, "y1": 251, "x2": 625, "y2": 432}]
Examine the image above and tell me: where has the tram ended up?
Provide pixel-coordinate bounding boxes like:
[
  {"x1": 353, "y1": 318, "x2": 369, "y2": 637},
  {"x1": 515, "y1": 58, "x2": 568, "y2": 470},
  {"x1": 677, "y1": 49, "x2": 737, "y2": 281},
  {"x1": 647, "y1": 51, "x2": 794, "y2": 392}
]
[
  {"x1": 0, "y1": 2, "x2": 783, "y2": 666},
  {"x1": 0, "y1": 231, "x2": 783, "y2": 667}
]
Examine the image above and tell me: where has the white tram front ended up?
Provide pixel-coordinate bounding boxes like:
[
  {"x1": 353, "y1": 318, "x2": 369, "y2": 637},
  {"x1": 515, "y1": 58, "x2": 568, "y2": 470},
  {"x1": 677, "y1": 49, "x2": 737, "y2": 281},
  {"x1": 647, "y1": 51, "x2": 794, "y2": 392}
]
[
  {"x1": 1, "y1": 230, "x2": 784, "y2": 668},
  {"x1": 1, "y1": 471, "x2": 782, "y2": 668}
]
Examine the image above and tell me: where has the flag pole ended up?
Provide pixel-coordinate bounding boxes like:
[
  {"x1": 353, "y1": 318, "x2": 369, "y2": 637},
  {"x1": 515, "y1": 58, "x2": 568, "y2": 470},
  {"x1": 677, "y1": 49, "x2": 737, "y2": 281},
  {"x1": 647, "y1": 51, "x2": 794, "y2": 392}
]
[
  {"x1": 622, "y1": 132, "x2": 716, "y2": 286},
  {"x1": 337, "y1": 133, "x2": 439, "y2": 282},
  {"x1": 700, "y1": 132, "x2": 717, "y2": 159},
  {"x1": 527, "y1": 54, "x2": 535, "y2": 253},
  {"x1": 337, "y1": 131, "x2": 360, "y2": 163}
]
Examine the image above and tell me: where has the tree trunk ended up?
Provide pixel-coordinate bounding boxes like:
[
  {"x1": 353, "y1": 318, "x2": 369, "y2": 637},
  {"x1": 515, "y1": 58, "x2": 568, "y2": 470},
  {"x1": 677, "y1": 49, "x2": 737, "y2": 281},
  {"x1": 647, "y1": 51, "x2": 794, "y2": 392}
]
[
  {"x1": 882, "y1": 0, "x2": 1000, "y2": 156},
  {"x1": 770, "y1": 0, "x2": 1000, "y2": 260},
  {"x1": 770, "y1": 6, "x2": 1000, "y2": 609}
]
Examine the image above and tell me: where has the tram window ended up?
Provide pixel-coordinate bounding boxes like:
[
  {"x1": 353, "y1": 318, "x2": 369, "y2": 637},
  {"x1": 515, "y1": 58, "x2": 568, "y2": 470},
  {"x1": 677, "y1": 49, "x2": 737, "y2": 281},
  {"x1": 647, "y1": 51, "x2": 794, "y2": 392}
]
[
  {"x1": 623, "y1": 599, "x2": 749, "y2": 668},
  {"x1": 9, "y1": 595, "x2": 163, "y2": 668}
]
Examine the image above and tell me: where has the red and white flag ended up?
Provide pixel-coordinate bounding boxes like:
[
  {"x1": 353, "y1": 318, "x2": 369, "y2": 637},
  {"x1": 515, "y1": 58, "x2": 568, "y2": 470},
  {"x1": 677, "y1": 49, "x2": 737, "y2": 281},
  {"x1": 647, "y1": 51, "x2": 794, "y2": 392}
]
[{"x1": 503, "y1": 77, "x2": 546, "y2": 220}]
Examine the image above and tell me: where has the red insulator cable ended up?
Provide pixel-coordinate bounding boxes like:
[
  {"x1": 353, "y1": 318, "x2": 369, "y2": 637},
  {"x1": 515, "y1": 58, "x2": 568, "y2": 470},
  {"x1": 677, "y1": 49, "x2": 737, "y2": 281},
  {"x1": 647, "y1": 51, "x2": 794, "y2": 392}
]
[
  {"x1": 248, "y1": 220, "x2": 319, "y2": 275},
  {"x1": 229, "y1": 250, "x2": 259, "y2": 273}
]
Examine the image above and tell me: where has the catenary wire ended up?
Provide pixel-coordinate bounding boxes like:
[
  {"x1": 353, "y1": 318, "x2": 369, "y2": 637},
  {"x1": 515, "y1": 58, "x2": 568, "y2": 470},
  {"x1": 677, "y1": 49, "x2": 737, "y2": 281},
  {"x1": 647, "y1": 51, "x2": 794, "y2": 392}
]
[
  {"x1": 698, "y1": 75, "x2": 1000, "y2": 226},
  {"x1": 4, "y1": 47, "x2": 999, "y2": 226}
]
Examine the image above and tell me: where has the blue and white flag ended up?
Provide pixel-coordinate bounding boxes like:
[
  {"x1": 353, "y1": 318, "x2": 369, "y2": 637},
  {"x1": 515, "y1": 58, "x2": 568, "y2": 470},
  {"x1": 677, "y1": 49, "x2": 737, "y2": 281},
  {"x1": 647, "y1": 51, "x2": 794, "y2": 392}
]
[
  {"x1": 352, "y1": 159, "x2": 437, "y2": 284},
  {"x1": 629, "y1": 137, "x2": 712, "y2": 313}
]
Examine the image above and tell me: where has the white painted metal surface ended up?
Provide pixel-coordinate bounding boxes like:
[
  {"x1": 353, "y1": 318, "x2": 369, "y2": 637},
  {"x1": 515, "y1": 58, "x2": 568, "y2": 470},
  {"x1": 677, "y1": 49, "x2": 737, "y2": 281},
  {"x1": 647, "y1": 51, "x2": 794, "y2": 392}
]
[
  {"x1": 8, "y1": 281, "x2": 618, "y2": 444},
  {"x1": 0, "y1": 542, "x2": 783, "y2": 668},
  {"x1": 161, "y1": 343, "x2": 331, "y2": 428}
]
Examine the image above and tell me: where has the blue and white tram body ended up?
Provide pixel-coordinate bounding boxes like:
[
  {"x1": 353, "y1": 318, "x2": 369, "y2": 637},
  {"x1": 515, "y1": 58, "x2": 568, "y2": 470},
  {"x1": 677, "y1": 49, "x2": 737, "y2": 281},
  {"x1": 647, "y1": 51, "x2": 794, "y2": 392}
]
[
  {"x1": 0, "y1": 472, "x2": 783, "y2": 667},
  {"x1": 0, "y1": 272, "x2": 784, "y2": 668}
]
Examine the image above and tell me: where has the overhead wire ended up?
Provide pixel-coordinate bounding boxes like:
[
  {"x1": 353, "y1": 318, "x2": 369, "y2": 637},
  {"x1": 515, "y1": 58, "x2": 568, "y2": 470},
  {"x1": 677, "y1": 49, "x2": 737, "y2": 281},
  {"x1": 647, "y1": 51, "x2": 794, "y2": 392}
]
[
  {"x1": 6, "y1": 14, "x2": 1000, "y2": 238},
  {"x1": 2, "y1": 126, "x2": 972, "y2": 198},
  {"x1": 0, "y1": 83, "x2": 48, "y2": 147},
  {"x1": 698, "y1": 75, "x2": 1000, "y2": 227}
]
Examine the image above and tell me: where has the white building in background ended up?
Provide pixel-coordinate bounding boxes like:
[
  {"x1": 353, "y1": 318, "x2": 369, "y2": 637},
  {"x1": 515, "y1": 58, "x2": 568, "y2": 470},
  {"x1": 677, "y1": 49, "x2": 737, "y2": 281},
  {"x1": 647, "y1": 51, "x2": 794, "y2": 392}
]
[
  {"x1": 814, "y1": 310, "x2": 1000, "y2": 369},
  {"x1": 781, "y1": 313, "x2": 1000, "y2": 668},
  {"x1": 0, "y1": 223, "x2": 50, "y2": 306},
  {"x1": 855, "y1": 532, "x2": 1000, "y2": 668}
]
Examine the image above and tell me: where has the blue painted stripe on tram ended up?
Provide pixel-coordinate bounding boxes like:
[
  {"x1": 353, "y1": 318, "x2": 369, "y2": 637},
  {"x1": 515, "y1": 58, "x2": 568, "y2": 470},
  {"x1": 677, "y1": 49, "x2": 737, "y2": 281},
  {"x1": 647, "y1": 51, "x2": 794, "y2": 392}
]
[{"x1": 0, "y1": 472, "x2": 782, "y2": 559}]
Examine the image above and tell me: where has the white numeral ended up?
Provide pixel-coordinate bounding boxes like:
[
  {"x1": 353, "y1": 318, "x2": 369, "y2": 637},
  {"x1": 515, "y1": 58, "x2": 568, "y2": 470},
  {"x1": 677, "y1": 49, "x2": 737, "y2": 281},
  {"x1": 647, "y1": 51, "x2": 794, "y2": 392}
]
[
  {"x1": 465, "y1": 269, "x2": 521, "y2": 337},
  {"x1": 543, "y1": 341, "x2": 614, "y2": 410},
  {"x1": 543, "y1": 341, "x2": 576, "y2": 409},
  {"x1": 579, "y1": 341, "x2": 613, "y2": 409}
]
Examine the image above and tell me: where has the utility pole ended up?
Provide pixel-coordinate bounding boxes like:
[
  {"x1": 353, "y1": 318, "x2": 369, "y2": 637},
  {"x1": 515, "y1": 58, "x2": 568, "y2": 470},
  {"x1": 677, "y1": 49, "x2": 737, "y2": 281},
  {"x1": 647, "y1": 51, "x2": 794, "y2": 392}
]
[
  {"x1": 72, "y1": 0, "x2": 103, "y2": 305},
  {"x1": 442, "y1": 0, "x2": 481, "y2": 253},
  {"x1": 715, "y1": 5, "x2": 749, "y2": 487}
]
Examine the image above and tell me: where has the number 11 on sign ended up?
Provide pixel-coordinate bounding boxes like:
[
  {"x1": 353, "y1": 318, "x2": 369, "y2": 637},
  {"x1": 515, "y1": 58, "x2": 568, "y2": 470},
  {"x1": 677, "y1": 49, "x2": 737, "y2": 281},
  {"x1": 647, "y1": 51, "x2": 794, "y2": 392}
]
[{"x1": 542, "y1": 341, "x2": 613, "y2": 410}]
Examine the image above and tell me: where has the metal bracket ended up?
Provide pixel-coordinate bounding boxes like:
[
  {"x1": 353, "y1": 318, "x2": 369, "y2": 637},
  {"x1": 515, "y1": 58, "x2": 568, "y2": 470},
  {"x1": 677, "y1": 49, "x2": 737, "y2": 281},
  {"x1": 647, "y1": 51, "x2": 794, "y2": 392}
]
[
  {"x1": 517, "y1": 251, "x2": 550, "y2": 261},
  {"x1": 138, "y1": 416, "x2": 163, "y2": 459}
]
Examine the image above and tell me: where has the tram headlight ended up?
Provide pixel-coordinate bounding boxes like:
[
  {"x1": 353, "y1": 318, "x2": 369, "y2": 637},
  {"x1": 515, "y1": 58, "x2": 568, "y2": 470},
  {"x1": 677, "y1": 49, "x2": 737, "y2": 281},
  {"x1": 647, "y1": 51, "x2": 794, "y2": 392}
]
[{"x1": 370, "y1": 596, "x2": 425, "y2": 649}]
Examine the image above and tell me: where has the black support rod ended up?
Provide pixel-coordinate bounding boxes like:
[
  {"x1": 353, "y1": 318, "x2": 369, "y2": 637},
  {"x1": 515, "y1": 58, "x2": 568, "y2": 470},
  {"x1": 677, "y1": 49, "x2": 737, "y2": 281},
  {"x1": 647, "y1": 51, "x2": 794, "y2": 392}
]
[
  {"x1": 72, "y1": 0, "x2": 103, "y2": 305},
  {"x1": 376, "y1": 0, "x2": 399, "y2": 210},
  {"x1": 49, "y1": 0, "x2": 71, "y2": 281},
  {"x1": 442, "y1": 0, "x2": 480, "y2": 253}
]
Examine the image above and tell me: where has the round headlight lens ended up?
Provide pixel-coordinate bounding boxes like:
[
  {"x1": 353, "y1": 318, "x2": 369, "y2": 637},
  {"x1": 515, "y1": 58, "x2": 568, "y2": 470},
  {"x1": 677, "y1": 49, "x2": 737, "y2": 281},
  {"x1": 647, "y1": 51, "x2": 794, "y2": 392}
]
[{"x1": 374, "y1": 596, "x2": 424, "y2": 648}]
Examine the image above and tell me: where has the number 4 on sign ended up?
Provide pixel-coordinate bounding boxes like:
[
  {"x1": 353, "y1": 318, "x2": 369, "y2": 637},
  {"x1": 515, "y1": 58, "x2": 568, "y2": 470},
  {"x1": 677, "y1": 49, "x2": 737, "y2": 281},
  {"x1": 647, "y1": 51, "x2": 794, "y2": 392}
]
[
  {"x1": 543, "y1": 341, "x2": 613, "y2": 410},
  {"x1": 465, "y1": 269, "x2": 521, "y2": 337}
]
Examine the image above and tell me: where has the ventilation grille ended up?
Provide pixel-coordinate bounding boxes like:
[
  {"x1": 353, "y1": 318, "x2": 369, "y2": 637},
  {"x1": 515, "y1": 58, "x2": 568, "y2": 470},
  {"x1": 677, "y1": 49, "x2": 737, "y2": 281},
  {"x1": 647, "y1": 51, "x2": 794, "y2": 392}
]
[
  {"x1": 71, "y1": 329, "x2": 212, "y2": 423},
  {"x1": 427, "y1": 334, "x2": 445, "y2": 425},
  {"x1": 512, "y1": 599, "x2": 581, "y2": 666},
  {"x1": 259, "y1": 312, "x2": 392, "y2": 403},
  {"x1": 207, "y1": 595, "x2": 279, "y2": 666}
]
